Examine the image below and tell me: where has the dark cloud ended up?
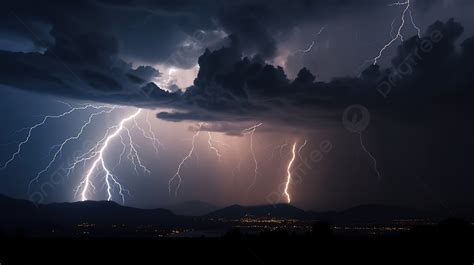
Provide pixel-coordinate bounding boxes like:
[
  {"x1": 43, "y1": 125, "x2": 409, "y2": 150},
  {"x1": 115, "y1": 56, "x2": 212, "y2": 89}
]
[
  {"x1": 0, "y1": 0, "x2": 473, "y2": 132},
  {"x1": 0, "y1": 0, "x2": 180, "y2": 105},
  {"x1": 95, "y1": 0, "x2": 226, "y2": 68},
  {"x1": 0, "y1": 0, "x2": 222, "y2": 69},
  {"x1": 157, "y1": 19, "x2": 474, "y2": 129},
  {"x1": 214, "y1": 0, "x2": 451, "y2": 60},
  {"x1": 0, "y1": 0, "x2": 461, "y2": 70},
  {"x1": 128, "y1": 66, "x2": 161, "y2": 84},
  {"x1": 40, "y1": 0, "x2": 453, "y2": 67},
  {"x1": 0, "y1": 31, "x2": 176, "y2": 106},
  {"x1": 0, "y1": 0, "x2": 465, "y2": 66}
]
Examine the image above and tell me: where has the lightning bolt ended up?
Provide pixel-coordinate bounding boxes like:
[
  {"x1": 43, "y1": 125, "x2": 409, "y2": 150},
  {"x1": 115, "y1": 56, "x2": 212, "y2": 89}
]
[
  {"x1": 317, "y1": 26, "x2": 326, "y2": 36},
  {"x1": 298, "y1": 41, "x2": 315, "y2": 54},
  {"x1": 28, "y1": 106, "x2": 119, "y2": 191},
  {"x1": 232, "y1": 159, "x2": 242, "y2": 179},
  {"x1": 157, "y1": 68, "x2": 178, "y2": 92},
  {"x1": 1, "y1": 104, "x2": 113, "y2": 170},
  {"x1": 3, "y1": 102, "x2": 159, "y2": 204},
  {"x1": 283, "y1": 142, "x2": 297, "y2": 204},
  {"x1": 242, "y1": 123, "x2": 263, "y2": 192},
  {"x1": 231, "y1": 159, "x2": 242, "y2": 201},
  {"x1": 75, "y1": 109, "x2": 144, "y2": 203},
  {"x1": 133, "y1": 113, "x2": 162, "y2": 155},
  {"x1": 65, "y1": 110, "x2": 153, "y2": 181},
  {"x1": 123, "y1": 125, "x2": 151, "y2": 176},
  {"x1": 409, "y1": 9, "x2": 421, "y2": 38},
  {"x1": 207, "y1": 132, "x2": 222, "y2": 160},
  {"x1": 145, "y1": 111, "x2": 164, "y2": 153},
  {"x1": 390, "y1": 17, "x2": 398, "y2": 38},
  {"x1": 279, "y1": 143, "x2": 289, "y2": 158},
  {"x1": 371, "y1": 0, "x2": 421, "y2": 65},
  {"x1": 65, "y1": 125, "x2": 118, "y2": 177},
  {"x1": 297, "y1": 139, "x2": 307, "y2": 161},
  {"x1": 296, "y1": 25, "x2": 326, "y2": 54},
  {"x1": 169, "y1": 122, "x2": 204, "y2": 197},
  {"x1": 358, "y1": 132, "x2": 381, "y2": 180}
]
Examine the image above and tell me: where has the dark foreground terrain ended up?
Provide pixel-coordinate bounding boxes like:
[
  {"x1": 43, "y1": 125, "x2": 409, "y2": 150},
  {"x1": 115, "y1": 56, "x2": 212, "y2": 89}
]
[
  {"x1": 1, "y1": 221, "x2": 474, "y2": 265},
  {"x1": 1, "y1": 194, "x2": 473, "y2": 264}
]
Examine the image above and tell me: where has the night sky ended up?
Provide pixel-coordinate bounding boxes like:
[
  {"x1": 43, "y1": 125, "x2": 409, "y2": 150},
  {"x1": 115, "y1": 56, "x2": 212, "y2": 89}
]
[{"x1": 0, "y1": 0, "x2": 473, "y2": 211}]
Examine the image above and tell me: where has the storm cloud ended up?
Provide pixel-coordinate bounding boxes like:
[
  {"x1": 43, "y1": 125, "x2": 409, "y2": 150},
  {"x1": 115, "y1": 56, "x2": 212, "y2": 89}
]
[
  {"x1": 2, "y1": 0, "x2": 474, "y2": 211},
  {"x1": 158, "y1": 19, "x2": 474, "y2": 128},
  {"x1": 0, "y1": 0, "x2": 473, "y2": 132}
]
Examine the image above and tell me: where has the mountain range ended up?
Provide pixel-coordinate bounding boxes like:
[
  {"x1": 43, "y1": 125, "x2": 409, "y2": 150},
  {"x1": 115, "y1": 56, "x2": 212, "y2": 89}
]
[
  {"x1": 165, "y1": 200, "x2": 219, "y2": 216},
  {"x1": 1, "y1": 194, "x2": 470, "y2": 235}
]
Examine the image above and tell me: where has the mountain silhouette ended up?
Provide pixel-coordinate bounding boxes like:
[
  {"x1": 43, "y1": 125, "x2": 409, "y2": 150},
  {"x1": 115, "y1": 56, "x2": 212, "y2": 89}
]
[
  {"x1": 0, "y1": 194, "x2": 189, "y2": 234},
  {"x1": 206, "y1": 203, "x2": 309, "y2": 219},
  {"x1": 166, "y1": 200, "x2": 218, "y2": 216},
  {"x1": 205, "y1": 203, "x2": 446, "y2": 224},
  {"x1": 39, "y1": 200, "x2": 182, "y2": 226},
  {"x1": 0, "y1": 194, "x2": 463, "y2": 237},
  {"x1": 335, "y1": 204, "x2": 436, "y2": 224}
]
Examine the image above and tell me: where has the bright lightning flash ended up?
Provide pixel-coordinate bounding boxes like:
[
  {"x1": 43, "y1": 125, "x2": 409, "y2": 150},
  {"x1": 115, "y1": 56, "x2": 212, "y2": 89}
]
[
  {"x1": 372, "y1": 0, "x2": 421, "y2": 65},
  {"x1": 29, "y1": 106, "x2": 118, "y2": 191},
  {"x1": 297, "y1": 26, "x2": 326, "y2": 54},
  {"x1": 1, "y1": 104, "x2": 112, "y2": 170},
  {"x1": 76, "y1": 109, "x2": 145, "y2": 203},
  {"x1": 2, "y1": 104, "x2": 160, "y2": 204},
  {"x1": 283, "y1": 142, "x2": 297, "y2": 204}
]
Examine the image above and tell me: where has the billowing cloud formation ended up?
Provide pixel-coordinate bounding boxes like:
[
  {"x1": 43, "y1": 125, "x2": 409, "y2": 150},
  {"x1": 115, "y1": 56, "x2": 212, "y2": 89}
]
[
  {"x1": 0, "y1": 0, "x2": 473, "y2": 132},
  {"x1": 101, "y1": 0, "x2": 452, "y2": 62},
  {"x1": 158, "y1": 19, "x2": 474, "y2": 128},
  {"x1": 0, "y1": 0, "x2": 181, "y2": 105},
  {"x1": 1, "y1": 0, "x2": 452, "y2": 68},
  {"x1": 0, "y1": 33, "x2": 176, "y2": 106}
]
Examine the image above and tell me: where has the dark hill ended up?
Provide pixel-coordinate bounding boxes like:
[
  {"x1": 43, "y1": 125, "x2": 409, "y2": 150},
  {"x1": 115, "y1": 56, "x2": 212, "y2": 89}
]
[
  {"x1": 166, "y1": 200, "x2": 218, "y2": 216},
  {"x1": 206, "y1": 203, "x2": 309, "y2": 219},
  {"x1": 0, "y1": 195, "x2": 189, "y2": 233}
]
